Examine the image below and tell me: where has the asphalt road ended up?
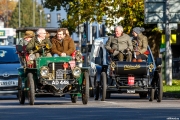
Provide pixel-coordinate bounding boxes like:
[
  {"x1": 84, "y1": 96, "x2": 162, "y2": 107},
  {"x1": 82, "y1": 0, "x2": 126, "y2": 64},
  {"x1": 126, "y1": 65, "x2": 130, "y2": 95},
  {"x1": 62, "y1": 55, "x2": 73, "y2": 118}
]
[{"x1": 0, "y1": 94, "x2": 180, "y2": 120}]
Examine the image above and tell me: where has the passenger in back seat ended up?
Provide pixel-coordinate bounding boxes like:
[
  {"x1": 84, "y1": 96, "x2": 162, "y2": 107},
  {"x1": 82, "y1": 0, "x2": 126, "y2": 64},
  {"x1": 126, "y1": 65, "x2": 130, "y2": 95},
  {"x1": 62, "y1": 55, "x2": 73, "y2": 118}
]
[{"x1": 131, "y1": 27, "x2": 148, "y2": 62}]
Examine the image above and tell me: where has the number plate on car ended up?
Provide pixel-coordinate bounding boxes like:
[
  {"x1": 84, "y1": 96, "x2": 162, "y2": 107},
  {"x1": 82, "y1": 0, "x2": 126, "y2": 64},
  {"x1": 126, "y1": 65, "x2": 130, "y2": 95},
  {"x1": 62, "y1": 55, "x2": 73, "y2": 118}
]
[
  {"x1": 127, "y1": 89, "x2": 135, "y2": 93},
  {"x1": 52, "y1": 80, "x2": 69, "y2": 85},
  {"x1": 0, "y1": 80, "x2": 18, "y2": 86}
]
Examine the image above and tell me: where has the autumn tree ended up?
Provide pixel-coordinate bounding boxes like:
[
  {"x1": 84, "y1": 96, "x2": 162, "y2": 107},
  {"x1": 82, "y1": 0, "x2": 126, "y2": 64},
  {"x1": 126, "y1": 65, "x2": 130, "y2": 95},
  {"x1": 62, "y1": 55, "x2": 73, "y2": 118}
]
[
  {"x1": 0, "y1": 0, "x2": 17, "y2": 27},
  {"x1": 9, "y1": 0, "x2": 47, "y2": 28},
  {"x1": 42, "y1": 0, "x2": 161, "y2": 58}
]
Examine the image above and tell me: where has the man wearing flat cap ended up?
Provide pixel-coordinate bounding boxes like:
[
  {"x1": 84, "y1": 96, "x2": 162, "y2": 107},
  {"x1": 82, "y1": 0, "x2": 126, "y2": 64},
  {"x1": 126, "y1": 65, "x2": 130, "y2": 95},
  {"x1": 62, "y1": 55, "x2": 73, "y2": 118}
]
[
  {"x1": 19, "y1": 30, "x2": 34, "y2": 46},
  {"x1": 105, "y1": 25, "x2": 133, "y2": 61},
  {"x1": 132, "y1": 27, "x2": 148, "y2": 62}
]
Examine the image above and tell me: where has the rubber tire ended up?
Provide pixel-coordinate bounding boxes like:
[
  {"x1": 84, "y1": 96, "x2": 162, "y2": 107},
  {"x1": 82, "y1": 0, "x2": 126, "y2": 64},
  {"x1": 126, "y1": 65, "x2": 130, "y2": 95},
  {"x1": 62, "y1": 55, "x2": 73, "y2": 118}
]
[
  {"x1": 139, "y1": 93, "x2": 147, "y2": 99},
  {"x1": 100, "y1": 72, "x2": 107, "y2": 101},
  {"x1": 94, "y1": 74, "x2": 99, "y2": 100},
  {"x1": 27, "y1": 73, "x2": 35, "y2": 105},
  {"x1": 156, "y1": 73, "x2": 163, "y2": 102},
  {"x1": 149, "y1": 89, "x2": 155, "y2": 102},
  {"x1": 18, "y1": 76, "x2": 25, "y2": 104},
  {"x1": 82, "y1": 72, "x2": 89, "y2": 105},
  {"x1": 89, "y1": 76, "x2": 94, "y2": 97},
  {"x1": 106, "y1": 91, "x2": 111, "y2": 99},
  {"x1": 71, "y1": 95, "x2": 78, "y2": 103}
]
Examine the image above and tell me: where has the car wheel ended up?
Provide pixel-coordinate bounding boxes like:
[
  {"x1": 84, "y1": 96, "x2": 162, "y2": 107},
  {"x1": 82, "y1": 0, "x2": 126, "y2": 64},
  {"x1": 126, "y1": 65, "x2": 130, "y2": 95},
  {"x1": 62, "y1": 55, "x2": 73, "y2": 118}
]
[
  {"x1": 82, "y1": 72, "x2": 89, "y2": 104},
  {"x1": 89, "y1": 76, "x2": 94, "y2": 97},
  {"x1": 149, "y1": 89, "x2": 155, "y2": 102},
  {"x1": 100, "y1": 72, "x2": 107, "y2": 101},
  {"x1": 18, "y1": 76, "x2": 25, "y2": 104},
  {"x1": 156, "y1": 73, "x2": 163, "y2": 102},
  {"x1": 106, "y1": 91, "x2": 111, "y2": 99},
  {"x1": 94, "y1": 73, "x2": 99, "y2": 100},
  {"x1": 27, "y1": 73, "x2": 35, "y2": 105},
  {"x1": 71, "y1": 95, "x2": 78, "y2": 103},
  {"x1": 139, "y1": 93, "x2": 147, "y2": 99}
]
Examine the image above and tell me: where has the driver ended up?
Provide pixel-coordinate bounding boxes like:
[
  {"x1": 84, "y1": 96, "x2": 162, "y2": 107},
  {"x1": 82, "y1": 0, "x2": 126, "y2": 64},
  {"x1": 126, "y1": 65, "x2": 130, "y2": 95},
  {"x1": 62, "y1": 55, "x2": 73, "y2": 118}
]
[
  {"x1": 105, "y1": 26, "x2": 133, "y2": 61},
  {"x1": 51, "y1": 28, "x2": 75, "y2": 57},
  {"x1": 26, "y1": 28, "x2": 52, "y2": 58}
]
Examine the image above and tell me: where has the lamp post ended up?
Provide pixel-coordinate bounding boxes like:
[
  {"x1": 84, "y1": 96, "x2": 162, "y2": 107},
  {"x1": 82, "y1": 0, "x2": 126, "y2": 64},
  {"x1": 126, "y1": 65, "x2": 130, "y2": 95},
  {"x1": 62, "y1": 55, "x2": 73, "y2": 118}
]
[
  {"x1": 18, "y1": 0, "x2": 21, "y2": 28},
  {"x1": 39, "y1": 9, "x2": 42, "y2": 27}
]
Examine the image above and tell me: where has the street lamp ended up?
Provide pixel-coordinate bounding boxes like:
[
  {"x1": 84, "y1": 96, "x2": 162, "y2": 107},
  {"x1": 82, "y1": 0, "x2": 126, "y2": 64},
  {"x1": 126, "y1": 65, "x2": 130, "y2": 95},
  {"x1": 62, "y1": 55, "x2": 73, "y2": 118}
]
[{"x1": 18, "y1": 0, "x2": 21, "y2": 28}]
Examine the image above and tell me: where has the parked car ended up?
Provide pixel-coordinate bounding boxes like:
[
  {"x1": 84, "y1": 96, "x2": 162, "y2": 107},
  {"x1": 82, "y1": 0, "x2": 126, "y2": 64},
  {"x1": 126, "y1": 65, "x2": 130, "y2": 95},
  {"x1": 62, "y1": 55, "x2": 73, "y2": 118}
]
[{"x1": 0, "y1": 45, "x2": 21, "y2": 96}]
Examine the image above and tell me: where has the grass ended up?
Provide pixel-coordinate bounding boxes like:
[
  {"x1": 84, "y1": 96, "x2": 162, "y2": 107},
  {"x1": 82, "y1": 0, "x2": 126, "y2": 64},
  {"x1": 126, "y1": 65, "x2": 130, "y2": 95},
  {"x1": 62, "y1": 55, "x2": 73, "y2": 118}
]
[{"x1": 163, "y1": 80, "x2": 180, "y2": 93}]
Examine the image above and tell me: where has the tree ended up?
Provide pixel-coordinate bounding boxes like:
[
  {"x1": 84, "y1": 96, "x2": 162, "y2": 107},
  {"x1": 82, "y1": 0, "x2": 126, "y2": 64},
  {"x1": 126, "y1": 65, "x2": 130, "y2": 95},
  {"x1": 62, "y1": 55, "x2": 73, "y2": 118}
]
[
  {"x1": 42, "y1": 0, "x2": 161, "y2": 58},
  {"x1": 0, "y1": 0, "x2": 17, "y2": 27},
  {"x1": 9, "y1": 0, "x2": 47, "y2": 28}
]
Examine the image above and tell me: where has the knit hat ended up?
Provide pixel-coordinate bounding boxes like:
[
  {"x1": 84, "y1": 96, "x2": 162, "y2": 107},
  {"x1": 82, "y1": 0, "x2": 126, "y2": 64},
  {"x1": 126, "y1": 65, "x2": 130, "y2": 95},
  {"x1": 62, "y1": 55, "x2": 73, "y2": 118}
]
[
  {"x1": 24, "y1": 31, "x2": 34, "y2": 38},
  {"x1": 133, "y1": 27, "x2": 145, "y2": 34}
]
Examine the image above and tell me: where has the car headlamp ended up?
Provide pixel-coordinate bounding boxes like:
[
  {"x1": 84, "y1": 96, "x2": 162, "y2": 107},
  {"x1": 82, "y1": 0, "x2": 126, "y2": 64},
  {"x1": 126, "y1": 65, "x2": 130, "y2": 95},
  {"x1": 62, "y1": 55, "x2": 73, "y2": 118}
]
[
  {"x1": 40, "y1": 66, "x2": 49, "y2": 78},
  {"x1": 28, "y1": 53, "x2": 36, "y2": 61},
  {"x1": 75, "y1": 50, "x2": 82, "y2": 62},
  {"x1": 72, "y1": 67, "x2": 81, "y2": 78}
]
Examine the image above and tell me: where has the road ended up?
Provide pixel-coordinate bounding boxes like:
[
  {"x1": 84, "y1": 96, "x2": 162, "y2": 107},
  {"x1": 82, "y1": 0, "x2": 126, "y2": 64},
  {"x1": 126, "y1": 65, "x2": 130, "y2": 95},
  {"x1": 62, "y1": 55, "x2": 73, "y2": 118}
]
[{"x1": 0, "y1": 94, "x2": 180, "y2": 120}]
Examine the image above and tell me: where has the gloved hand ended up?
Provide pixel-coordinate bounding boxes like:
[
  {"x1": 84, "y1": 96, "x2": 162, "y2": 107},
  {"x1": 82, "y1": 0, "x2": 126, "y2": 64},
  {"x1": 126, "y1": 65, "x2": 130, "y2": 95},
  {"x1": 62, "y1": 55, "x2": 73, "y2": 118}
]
[{"x1": 109, "y1": 49, "x2": 114, "y2": 54}]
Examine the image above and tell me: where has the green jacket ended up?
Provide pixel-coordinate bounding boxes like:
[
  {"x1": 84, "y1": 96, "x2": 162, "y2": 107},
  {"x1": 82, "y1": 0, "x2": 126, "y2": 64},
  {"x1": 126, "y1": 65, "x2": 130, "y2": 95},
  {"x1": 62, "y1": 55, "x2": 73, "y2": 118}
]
[
  {"x1": 132, "y1": 33, "x2": 148, "y2": 54},
  {"x1": 105, "y1": 33, "x2": 133, "y2": 52},
  {"x1": 26, "y1": 36, "x2": 52, "y2": 53}
]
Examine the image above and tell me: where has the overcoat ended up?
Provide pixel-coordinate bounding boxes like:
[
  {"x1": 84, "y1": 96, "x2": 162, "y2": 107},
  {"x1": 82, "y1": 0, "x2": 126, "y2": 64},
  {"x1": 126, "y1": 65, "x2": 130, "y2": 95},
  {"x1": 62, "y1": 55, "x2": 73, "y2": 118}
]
[{"x1": 51, "y1": 36, "x2": 75, "y2": 56}]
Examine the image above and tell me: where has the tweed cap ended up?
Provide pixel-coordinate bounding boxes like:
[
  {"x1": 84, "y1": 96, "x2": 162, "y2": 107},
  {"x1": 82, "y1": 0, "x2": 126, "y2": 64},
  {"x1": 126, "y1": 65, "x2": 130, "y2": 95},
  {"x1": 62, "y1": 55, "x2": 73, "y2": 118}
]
[{"x1": 24, "y1": 30, "x2": 35, "y2": 38}]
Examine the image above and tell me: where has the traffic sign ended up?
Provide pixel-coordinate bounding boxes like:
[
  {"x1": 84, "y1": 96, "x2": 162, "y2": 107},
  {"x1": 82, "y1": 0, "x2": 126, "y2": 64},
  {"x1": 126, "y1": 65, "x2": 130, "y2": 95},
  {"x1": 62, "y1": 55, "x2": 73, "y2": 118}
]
[
  {"x1": 144, "y1": 0, "x2": 180, "y2": 24},
  {"x1": 157, "y1": 23, "x2": 177, "y2": 30}
]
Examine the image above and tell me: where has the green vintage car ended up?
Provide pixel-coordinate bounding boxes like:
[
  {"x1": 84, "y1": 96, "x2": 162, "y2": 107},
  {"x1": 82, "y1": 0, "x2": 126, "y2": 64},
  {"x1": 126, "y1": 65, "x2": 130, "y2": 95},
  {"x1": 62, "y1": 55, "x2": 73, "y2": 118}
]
[{"x1": 16, "y1": 44, "x2": 89, "y2": 105}]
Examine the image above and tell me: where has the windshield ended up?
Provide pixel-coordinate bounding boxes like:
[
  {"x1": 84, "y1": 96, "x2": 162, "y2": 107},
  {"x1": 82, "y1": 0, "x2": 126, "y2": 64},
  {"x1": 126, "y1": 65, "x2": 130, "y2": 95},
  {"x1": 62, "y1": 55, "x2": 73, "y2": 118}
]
[{"x1": 0, "y1": 47, "x2": 20, "y2": 63}]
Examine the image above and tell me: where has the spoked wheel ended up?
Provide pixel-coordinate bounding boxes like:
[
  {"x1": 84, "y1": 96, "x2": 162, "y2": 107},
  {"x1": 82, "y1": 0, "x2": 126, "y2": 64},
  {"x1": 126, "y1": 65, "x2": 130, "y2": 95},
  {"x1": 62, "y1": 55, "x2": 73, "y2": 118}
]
[
  {"x1": 82, "y1": 72, "x2": 89, "y2": 105},
  {"x1": 106, "y1": 91, "x2": 111, "y2": 99},
  {"x1": 71, "y1": 95, "x2": 78, "y2": 103},
  {"x1": 94, "y1": 74, "x2": 99, "y2": 100},
  {"x1": 27, "y1": 73, "x2": 35, "y2": 105},
  {"x1": 89, "y1": 76, "x2": 94, "y2": 97},
  {"x1": 149, "y1": 88, "x2": 155, "y2": 101},
  {"x1": 155, "y1": 73, "x2": 163, "y2": 102},
  {"x1": 18, "y1": 76, "x2": 25, "y2": 104},
  {"x1": 100, "y1": 72, "x2": 107, "y2": 101}
]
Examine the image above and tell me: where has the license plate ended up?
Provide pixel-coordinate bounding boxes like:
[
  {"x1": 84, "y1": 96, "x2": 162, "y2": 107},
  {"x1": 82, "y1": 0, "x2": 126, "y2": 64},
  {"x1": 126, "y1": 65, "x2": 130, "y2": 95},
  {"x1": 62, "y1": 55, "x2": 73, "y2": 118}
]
[
  {"x1": 127, "y1": 89, "x2": 135, "y2": 93},
  {"x1": 0, "y1": 80, "x2": 18, "y2": 86},
  {"x1": 52, "y1": 80, "x2": 69, "y2": 85}
]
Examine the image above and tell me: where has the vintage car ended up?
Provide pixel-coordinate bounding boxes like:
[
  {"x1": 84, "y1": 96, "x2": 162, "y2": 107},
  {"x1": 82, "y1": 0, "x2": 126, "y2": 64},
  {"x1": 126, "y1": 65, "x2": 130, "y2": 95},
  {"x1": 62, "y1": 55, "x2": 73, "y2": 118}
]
[
  {"x1": 15, "y1": 27, "x2": 89, "y2": 105},
  {"x1": 89, "y1": 37, "x2": 162, "y2": 102}
]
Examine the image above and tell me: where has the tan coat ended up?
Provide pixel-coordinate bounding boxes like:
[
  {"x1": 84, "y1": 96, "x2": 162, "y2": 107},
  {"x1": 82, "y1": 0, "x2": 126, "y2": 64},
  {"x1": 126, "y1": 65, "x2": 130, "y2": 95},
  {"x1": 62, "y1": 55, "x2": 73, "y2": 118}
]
[
  {"x1": 132, "y1": 33, "x2": 148, "y2": 54},
  {"x1": 51, "y1": 36, "x2": 75, "y2": 56}
]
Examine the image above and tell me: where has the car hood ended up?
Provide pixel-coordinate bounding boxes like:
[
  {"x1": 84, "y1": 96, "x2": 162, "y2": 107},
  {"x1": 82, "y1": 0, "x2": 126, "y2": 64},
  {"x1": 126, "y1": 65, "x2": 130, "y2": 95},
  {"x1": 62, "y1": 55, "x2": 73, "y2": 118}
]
[{"x1": 0, "y1": 64, "x2": 20, "y2": 74}]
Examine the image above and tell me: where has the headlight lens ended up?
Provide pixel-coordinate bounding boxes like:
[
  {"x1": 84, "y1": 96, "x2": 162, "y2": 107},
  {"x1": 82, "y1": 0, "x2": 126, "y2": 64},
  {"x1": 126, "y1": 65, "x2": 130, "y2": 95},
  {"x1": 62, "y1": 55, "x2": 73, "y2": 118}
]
[
  {"x1": 28, "y1": 53, "x2": 36, "y2": 60},
  {"x1": 72, "y1": 67, "x2": 81, "y2": 78},
  {"x1": 40, "y1": 66, "x2": 49, "y2": 77},
  {"x1": 75, "y1": 50, "x2": 82, "y2": 62}
]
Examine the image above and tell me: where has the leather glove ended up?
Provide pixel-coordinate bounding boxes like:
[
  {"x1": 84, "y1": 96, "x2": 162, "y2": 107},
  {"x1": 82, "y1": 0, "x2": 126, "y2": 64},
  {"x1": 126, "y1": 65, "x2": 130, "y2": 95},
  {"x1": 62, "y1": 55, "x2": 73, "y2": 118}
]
[{"x1": 109, "y1": 49, "x2": 114, "y2": 54}]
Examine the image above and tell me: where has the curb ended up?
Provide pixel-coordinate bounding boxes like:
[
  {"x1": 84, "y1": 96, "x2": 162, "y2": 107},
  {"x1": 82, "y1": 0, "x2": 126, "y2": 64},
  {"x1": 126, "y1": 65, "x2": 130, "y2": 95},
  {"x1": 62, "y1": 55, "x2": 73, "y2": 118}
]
[{"x1": 163, "y1": 92, "x2": 180, "y2": 98}]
